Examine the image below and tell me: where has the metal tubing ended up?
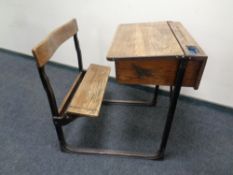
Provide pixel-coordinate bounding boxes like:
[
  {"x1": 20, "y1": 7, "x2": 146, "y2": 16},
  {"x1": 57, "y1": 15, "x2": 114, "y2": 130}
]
[
  {"x1": 38, "y1": 67, "x2": 67, "y2": 147},
  {"x1": 158, "y1": 59, "x2": 188, "y2": 155},
  {"x1": 103, "y1": 99, "x2": 155, "y2": 106},
  {"x1": 151, "y1": 85, "x2": 159, "y2": 105},
  {"x1": 62, "y1": 145, "x2": 164, "y2": 160},
  {"x1": 74, "y1": 34, "x2": 83, "y2": 72},
  {"x1": 103, "y1": 85, "x2": 159, "y2": 106},
  {"x1": 52, "y1": 84, "x2": 162, "y2": 160},
  {"x1": 169, "y1": 86, "x2": 173, "y2": 102},
  {"x1": 59, "y1": 71, "x2": 86, "y2": 115},
  {"x1": 54, "y1": 116, "x2": 80, "y2": 126},
  {"x1": 38, "y1": 67, "x2": 59, "y2": 116},
  {"x1": 54, "y1": 124, "x2": 67, "y2": 150}
]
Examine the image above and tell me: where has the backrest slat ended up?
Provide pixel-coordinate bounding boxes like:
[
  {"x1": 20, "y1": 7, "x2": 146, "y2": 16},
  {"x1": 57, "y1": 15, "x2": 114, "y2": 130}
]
[{"x1": 32, "y1": 18, "x2": 78, "y2": 67}]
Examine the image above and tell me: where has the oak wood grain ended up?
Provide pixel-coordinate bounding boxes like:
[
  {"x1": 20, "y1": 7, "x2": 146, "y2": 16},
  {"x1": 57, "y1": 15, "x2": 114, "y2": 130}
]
[
  {"x1": 107, "y1": 22, "x2": 184, "y2": 60},
  {"x1": 168, "y1": 21, "x2": 207, "y2": 58},
  {"x1": 115, "y1": 59, "x2": 202, "y2": 87},
  {"x1": 59, "y1": 72, "x2": 83, "y2": 115},
  {"x1": 107, "y1": 21, "x2": 207, "y2": 89},
  {"x1": 168, "y1": 21, "x2": 208, "y2": 88},
  {"x1": 67, "y1": 64, "x2": 110, "y2": 117},
  {"x1": 32, "y1": 19, "x2": 78, "y2": 67}
]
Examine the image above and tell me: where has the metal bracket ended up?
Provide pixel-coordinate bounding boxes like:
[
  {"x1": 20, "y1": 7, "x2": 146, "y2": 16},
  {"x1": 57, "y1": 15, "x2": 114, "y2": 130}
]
[{"x1": 53, "y1": 116, "x2": 65, "y2": 120}]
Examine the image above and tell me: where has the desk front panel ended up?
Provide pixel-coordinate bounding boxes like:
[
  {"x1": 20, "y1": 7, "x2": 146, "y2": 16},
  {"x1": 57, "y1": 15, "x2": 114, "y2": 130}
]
[{"x1": 115, "y1": 58, "x2": 206, "y2": 89}]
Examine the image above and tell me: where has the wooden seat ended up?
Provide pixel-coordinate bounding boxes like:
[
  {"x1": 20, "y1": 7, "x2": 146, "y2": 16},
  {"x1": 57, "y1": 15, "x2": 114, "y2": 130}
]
[{"x1": 66, "y1": 64, "x2": 110, "y2": 117}]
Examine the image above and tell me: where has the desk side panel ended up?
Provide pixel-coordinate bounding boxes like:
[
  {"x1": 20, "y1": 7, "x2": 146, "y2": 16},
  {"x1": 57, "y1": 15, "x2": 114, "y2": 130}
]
[{"x1": 115, "y1": 59, "x2": 204, "y2": 88}]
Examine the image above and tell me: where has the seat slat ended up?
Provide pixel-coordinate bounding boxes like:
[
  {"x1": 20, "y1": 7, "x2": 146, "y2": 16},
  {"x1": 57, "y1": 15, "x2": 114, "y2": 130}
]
[
  {"x1": 59, "y1": 72, "x2": 84, "y2": 115},
  {"x1": 67, "y1": 64, "x2": 110, "y2": 117}
]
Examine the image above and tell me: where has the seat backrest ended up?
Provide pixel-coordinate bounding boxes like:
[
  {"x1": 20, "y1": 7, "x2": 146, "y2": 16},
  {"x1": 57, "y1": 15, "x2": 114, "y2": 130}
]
[
  {"x1": 32, "y1": 18, "x2": 83, "y2": 117},
  {"x1": 32, "y1": 18, "x2": 78, "y2": 67}
]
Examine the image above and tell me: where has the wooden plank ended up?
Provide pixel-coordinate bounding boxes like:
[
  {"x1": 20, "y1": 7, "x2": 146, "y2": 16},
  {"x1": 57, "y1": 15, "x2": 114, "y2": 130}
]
[
  {"x1": 107, "y1": 22, "x2": 184, "y2": 60},
  {"x1": 115, "y1": 59, "x2": 202, "y2": 87},
  {"x1": 59, "y1": 72, "x2": 83, "y2": 115},
  {"x1": 168, "y1": 21, "x2": 207, "y2": 88},
  {"x1": 32, "y1": 19, "x2": 78, "y2": 67},
  {"x1": 67, "y1": 64, "x2": 110, "y2": 117},
  {"x1": 168, "y1": 21, "x2": 207, "y2": 58},
  {"x1": 194, "y1": 59, "x2": 207, "y2": 89}
]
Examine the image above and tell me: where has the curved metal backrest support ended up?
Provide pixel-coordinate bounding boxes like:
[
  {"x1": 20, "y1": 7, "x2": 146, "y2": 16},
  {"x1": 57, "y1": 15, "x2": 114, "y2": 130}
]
[
  {"x1": 38, "y1": 66, "x2": 59, "y2": 116},
  {"x1": 74, "y1": 34, "x2": 83, "y2": 72}
]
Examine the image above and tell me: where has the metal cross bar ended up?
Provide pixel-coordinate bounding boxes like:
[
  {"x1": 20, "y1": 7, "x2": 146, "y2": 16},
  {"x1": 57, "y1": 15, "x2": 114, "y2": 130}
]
[{"x1": 103, "y1": 85, "x2": 159, "y2": 106}]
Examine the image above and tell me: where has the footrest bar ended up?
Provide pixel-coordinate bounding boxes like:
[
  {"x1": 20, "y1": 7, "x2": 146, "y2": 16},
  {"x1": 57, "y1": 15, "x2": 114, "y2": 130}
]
[
  {"x1": 63, "y1": 145, "x2": 164, "y2": 160},
  {"x1": 103, "y1": 99, "x2": 156, "y2": 106}
]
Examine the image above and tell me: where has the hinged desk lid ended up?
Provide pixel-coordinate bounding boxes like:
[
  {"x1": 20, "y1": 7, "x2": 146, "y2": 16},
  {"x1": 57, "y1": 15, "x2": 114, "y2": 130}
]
[{"x1": 107, "y1": 21, "x2": 207, "y2": 60}]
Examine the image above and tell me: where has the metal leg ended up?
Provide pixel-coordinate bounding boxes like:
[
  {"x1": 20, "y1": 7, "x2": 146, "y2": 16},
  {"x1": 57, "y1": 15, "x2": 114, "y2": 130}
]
[
  {"x1": 103, "y1": 85, "x2": 159, "y2": 106},
  {"x1": 169, "y1": 86, "x2": 173, "y2": 100},
  {"x1": 53, "y1": 122, "x2": 67, "y2": 151},
  {"x1": 157, "y1": 59, "x2": 188, "y2": 158},
  {"x1": 53, "y1": 115, "x2": 163, "y2": 160},
  {"x1": 151, "y1": 85, "x2": 159, "y2": 105}
]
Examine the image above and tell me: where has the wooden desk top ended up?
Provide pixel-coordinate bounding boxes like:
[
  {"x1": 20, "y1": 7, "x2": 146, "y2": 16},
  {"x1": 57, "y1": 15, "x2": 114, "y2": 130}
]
[{"x1": 107, "y1": 21, "x2": 206, "y2": 61}]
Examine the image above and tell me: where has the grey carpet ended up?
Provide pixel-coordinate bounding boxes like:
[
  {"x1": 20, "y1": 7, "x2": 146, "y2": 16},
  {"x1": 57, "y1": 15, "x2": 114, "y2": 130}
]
[{"x1": 0, "y1": 49, "x2": 233, "y2": 175}]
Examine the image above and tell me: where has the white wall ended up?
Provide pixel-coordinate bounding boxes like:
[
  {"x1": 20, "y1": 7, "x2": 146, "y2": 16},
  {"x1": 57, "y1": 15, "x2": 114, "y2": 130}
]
[{"x1": 0, "y1": 0, "x2": 233, "y2": 108}]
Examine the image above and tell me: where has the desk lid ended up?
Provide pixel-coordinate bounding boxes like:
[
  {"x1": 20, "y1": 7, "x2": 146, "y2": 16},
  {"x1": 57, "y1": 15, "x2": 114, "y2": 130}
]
[{"x1": 107, "y1": 21, "x2": 207, "y2": 60}]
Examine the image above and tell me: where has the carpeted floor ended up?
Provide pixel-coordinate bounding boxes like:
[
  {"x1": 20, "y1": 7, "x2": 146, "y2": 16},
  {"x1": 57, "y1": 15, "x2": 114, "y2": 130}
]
[{"x1": 0, "y1": 49, "x2": 233, "y2": 175}]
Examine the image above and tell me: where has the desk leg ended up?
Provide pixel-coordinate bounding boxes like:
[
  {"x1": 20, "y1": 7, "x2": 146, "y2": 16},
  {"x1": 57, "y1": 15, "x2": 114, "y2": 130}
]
[
  {"x1": 157, "y1": 59, "x2": 188, "y2": 159},
  {"x1": 103, "y1": 85, "x2": 159, "y2": 106}
]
